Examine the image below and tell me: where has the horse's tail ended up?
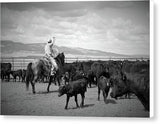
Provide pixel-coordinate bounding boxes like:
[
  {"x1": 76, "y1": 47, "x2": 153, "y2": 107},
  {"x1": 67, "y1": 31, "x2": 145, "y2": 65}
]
[{"x1": 26, "y1": 62, "x2": 33, "y2": 90}]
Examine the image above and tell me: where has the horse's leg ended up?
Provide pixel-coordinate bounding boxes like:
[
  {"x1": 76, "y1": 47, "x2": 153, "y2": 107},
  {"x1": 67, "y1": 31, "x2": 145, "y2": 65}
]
[
  {"x1": 74, "y1": 95, "x2": 79, "y2": 108},
  {"x1": 47, "y1": 75, "x2": 53, "y2": 92},
  {"x1": 31, "y1": 75, "x2": 38, "y2": 94},
  {"x1": 65, "y1": 95, "x2": 70, "y2": 109},
  {"x1": 31, "y1": 81, "x2": 35, "y2": 94},
  {"x1": 54, "y1": 75, "x2": 57, "y2": 85},
  {"x1": 98, "y1": 87, "x2": 100, "y2": 101},
  {"x1": 57, "y1": 77, "x2": 61, "y2": 86},
  {"x1": 80, "y1": 92, "x2": 85, "y2": 107},
  {"x1": 103, "y1": 91, "x2": 106, "y2": 102}
]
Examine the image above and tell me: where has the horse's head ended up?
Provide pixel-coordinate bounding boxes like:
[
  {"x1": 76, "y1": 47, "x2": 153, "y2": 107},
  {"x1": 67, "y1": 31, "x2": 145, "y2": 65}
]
[{"x1": 56, "y1": 52, "x2": 65, "y2": 66}]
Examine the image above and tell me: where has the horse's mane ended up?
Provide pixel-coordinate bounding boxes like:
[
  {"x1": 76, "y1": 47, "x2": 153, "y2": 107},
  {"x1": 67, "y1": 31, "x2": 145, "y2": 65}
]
[{"x1": 55, "y1": 53, "x2": 64, "y2": 66}]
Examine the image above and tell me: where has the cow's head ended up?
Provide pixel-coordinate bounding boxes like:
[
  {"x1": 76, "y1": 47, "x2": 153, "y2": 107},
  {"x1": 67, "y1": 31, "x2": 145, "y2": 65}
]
[
  {"x1": 58, "y1": 85, "x2": 67, "y2": 97},
  {"x1": 110, "y1": 72, "x2": 128, "y2": 99}
]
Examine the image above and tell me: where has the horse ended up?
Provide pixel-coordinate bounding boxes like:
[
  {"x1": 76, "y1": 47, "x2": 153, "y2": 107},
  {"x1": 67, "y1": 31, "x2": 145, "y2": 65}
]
[{"x1": 26, "y1": 52, "x2": 65, "y2": 94}]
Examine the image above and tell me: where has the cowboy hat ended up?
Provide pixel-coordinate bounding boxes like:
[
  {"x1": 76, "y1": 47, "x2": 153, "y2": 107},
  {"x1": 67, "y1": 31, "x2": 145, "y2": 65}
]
[{"x1": 47, "y1": 37, "x2": 55, "y2": 45}]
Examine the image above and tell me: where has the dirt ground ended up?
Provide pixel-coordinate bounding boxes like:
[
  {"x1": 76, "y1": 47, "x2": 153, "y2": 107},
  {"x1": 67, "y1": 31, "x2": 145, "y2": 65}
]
[{"x1": 1, "y1": 81, "x2": 149, "y2": 117}]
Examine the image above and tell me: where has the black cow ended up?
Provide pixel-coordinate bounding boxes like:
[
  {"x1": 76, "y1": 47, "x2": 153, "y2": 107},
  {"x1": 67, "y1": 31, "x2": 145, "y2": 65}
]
[
  {"x1": 71, "y1": 70, "x2": 85, "y2": 81},
  {"x1": 58, "y1": 77, "x2": 88, "y2": 109},
  {"x1": 63, "y1": 72, "x2": 70, "y2": 85},
  {"x1": 76, "y1": 61, "x2": 94, "y2": 74},
  {"x1": 1, "y1": 63, "x2": 12, "y2": 81},
  {"x1": 104, "y1": 60, "x2": 123, "y2": 76},
  {"x1": 122, "y1": 60, "x2": 149, "y2": 74},
  {"x1": 110, "y1": 61, "x2": 149, "y2": 111},
  {"x1": 63, "y1": 63, "x2": 77, "y2": 81},
  {"x1": 63, "y1": 61, "x2": 90, "y2": 82},
  {"x1": 97, "y1": 76, "x2": 110, "y2": 102},
  {"x1": 87, "y1": 62, "x2": 109, "y2": 87},
  {"x1": 87, "y1": 70, "x2": 97, "y2": 88},
  {"x1": 104, "y1": 60, "x2": 132, "y2": 99},
  {"x1": 11, "y1": 69, "x2": 22, "y2": 82},
  {"x1": 91, "y1": 62, "x2": 106, "y2": 79}
]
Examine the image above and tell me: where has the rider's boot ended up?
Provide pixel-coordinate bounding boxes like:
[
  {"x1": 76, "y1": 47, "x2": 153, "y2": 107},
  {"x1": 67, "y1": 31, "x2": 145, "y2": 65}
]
[{"x1": 51, "y1": 66, "x2": 56, "y2": 76}]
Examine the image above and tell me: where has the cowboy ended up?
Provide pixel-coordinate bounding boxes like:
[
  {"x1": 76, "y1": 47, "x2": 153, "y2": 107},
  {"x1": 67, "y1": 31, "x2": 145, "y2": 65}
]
[{"x1": 45, "y1": 37, "x2": 59, "y2": 75}]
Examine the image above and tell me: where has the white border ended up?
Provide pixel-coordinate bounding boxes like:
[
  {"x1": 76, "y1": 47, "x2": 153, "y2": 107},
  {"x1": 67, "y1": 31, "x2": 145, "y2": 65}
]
[
  {"x1": 0, "y1": 0, "x2": 157, "y2": 123},
  {"x1": 150, "y1": 0, "x2": 154, "y2": 118},
  {"x1": 0, "y1": 0, "x2": 153, "y2": 3}
]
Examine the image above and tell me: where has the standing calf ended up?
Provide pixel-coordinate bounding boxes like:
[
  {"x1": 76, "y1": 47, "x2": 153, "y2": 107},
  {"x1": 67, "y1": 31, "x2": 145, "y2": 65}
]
[
  {"x1": 58, "y1": 78, "x2": 88, "y2": 109},
  {"x1": 97, "y1": 76, "x2": 110, "y2": 102}
]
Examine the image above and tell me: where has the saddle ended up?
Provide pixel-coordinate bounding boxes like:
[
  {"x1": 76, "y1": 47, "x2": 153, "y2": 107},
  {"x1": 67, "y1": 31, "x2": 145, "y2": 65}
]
[
  {"x1": 42, "y1": 56, "x2": 52, "y2": 67},
  {"x1": 42, "y1": 56, "x2": 56, "y2": 75}
]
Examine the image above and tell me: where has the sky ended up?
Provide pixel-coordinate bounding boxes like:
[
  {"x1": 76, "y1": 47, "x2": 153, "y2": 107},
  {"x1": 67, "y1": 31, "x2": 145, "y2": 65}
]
[{"x1": 1, "y1": 0, "x2": 150, "y2": 55}]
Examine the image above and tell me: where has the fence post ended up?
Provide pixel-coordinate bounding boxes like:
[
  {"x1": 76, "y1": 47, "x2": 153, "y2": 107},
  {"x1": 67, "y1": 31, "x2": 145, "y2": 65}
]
[
  {"x1": 12, "y1": 57, "x2": 14, "y2": 71},
  {"x1": 23, "y1": 59, "x2": 25, "y2": 70}
]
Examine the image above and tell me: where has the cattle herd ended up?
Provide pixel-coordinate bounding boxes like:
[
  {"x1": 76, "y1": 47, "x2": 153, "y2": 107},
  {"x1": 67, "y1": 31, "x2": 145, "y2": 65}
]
[
  {"x1": 1, "y1": 63, "x2": 26, "y2": 82},
  {"x1": 1, "y1": 59, "x2": 150, "y2": 111}
]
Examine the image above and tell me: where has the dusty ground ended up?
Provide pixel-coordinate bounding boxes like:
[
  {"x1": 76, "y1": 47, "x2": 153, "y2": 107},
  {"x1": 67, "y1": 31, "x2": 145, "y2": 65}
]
[{"x1": 1, "y1": 81, "x2": 149, "y2": 117}]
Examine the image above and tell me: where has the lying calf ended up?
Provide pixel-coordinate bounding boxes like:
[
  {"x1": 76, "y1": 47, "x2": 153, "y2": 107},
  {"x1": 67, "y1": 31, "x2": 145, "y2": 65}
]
[{"x1": 58, "y1": 78, "x2": 88, "y2": 109}]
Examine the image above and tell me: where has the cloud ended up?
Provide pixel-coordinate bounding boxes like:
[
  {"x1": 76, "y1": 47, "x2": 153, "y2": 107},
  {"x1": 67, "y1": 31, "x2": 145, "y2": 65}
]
[
  {"x1": 1, "y1": 1, "x2": 149, "y2": 55},
  {"x1": 109, "y1": 18, "x2": 149, "y2": 43}
]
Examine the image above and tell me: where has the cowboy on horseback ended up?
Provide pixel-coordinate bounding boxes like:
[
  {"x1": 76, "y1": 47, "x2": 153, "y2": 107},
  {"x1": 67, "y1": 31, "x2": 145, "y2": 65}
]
[{"x1": 45, "y1": 37, "x2": 59, "y2": 75}]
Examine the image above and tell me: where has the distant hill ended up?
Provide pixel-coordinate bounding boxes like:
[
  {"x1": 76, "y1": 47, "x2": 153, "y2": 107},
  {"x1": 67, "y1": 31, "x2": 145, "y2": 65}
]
[{"x1": 1, "y1": 40, "x2": 149, "y2": 58}]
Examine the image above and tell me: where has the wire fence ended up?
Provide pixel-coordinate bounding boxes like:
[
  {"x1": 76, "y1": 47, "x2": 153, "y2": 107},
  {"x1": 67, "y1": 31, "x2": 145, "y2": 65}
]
[{"x1": 0, "y1": 57, "x2": 149, "y2": 71}]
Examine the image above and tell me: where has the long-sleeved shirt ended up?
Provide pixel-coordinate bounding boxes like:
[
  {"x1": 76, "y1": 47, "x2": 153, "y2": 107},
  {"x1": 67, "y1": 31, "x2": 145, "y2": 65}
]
[{"x1": 45, "y1": 44, "x2": 58, "y2": 58}]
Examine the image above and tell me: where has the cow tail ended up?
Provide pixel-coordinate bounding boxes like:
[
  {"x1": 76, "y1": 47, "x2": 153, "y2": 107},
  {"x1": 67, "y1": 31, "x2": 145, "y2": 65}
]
[{"x1": 26, "y1": 62, "x2": 33, "y2": 91}]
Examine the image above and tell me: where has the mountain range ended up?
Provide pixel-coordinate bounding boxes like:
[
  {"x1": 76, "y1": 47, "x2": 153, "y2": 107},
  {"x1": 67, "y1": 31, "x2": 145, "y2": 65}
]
[{"x1": 1, "y1": 40, "x2": 149, "y2": 59}]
